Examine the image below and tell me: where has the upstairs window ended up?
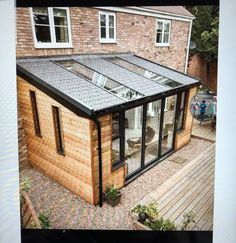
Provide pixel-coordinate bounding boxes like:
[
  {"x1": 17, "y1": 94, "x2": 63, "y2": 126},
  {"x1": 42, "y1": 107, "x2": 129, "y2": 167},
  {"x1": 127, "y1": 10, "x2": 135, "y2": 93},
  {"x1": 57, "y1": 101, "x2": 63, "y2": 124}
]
[
  {"x1": 156, "y1": 19, "x2": 171, "y2": 46},
  {"x1": 31, "y1": 7, "x2": 72, "y2": 48},
  {"x1": 99, "y1": 12, "x2": 116, "y2": 43}
]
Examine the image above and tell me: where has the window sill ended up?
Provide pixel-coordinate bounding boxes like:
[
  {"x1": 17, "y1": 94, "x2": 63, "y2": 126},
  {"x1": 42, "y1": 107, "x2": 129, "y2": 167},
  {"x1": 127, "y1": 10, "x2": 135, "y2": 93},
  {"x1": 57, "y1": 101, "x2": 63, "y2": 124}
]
[
  {"x1": 34, "y1": 44, "x2": 74, "y2": 49},
  {"x1": 100, "y1": 40, "x2": 117, "y2": 44},
  {"x1": 155, "y1": 43, "x2": 170, "y2": 47}
]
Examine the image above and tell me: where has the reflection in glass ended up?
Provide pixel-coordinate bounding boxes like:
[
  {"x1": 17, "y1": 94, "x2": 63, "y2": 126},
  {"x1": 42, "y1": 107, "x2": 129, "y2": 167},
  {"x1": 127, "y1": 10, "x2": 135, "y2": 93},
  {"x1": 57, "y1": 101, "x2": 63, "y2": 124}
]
[
  {"x1": 144, "y1": 100, "x2": 162, "y2": 164},
  {"x1": 161, "y1": 95, "x2": 177, "y2": 155},
  {"x1": 177, "y1": 91, "x2": 186, "y2": 131},
  {"x1": 55, "y1": 60, "x2": 143, "y2": 101},
  {"x1": 105, "y1": 57, "x2": 182, "y2": 88},
  {"x1": 112, "y1": 113, "x2": 120, "y2": 167},
  {"x1": 33, "y1": 8, "x2": 51, "y2": 43},
  {"x1": 55, "y1": 26, "x2": 69, "y2": 42},
  {"x1": 125, "y1": 106, "x2": 143, "y2": 175}
]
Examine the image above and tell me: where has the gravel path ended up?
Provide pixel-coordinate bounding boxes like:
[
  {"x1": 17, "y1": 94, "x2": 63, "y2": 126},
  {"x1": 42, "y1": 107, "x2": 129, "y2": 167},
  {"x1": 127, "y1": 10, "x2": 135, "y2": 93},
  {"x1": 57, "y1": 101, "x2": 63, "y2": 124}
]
[{"x1": 20, "y1": 137, "x2": 213, "y2": 229}]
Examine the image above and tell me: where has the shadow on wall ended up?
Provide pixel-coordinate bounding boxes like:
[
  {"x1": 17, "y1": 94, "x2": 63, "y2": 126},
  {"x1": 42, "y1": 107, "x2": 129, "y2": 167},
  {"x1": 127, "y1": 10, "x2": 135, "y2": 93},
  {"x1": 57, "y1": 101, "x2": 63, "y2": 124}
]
[{"x1": 187, "y1": 54, "x2": 217, "y2": 93}]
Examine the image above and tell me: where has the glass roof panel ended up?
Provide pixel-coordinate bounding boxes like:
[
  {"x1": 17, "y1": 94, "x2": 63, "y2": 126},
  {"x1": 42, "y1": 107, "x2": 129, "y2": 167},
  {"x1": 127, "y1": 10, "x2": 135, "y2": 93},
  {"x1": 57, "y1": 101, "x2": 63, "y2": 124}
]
[
  {"x1": 55, "y1": 59, "x2": 144, "y2": 101},
  {"x1": 104, "y1": 57, "x2": 182, "y2": 88}
]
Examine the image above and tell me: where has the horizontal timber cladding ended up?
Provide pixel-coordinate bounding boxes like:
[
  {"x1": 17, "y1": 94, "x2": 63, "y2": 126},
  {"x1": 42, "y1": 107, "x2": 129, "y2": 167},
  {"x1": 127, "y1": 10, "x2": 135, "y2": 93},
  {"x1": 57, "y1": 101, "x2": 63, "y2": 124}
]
[
  {"x1": 17, "y1": 76, "x2": 96, "y2": 204},
  {"x1": 175, "y1": 87, "x2": 197, "y2": 150},
  {"x1": 91, "y1": 114, "x2": 126, "y2": 204}
]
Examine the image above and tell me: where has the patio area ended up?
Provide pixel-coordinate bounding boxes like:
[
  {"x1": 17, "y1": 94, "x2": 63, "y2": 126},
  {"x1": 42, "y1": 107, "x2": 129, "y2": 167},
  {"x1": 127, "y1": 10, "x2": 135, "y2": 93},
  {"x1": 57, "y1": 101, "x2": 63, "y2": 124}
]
[{"x1": 20, "y1": 137, "x2": 212, "y2": 229}]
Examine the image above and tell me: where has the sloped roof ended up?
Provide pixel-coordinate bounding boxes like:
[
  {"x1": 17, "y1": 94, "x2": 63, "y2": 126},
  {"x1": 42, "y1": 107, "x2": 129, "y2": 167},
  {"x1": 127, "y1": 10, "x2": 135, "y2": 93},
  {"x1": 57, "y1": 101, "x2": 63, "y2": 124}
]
[
  {"x1": 141, "y1": 6, "x2": 194, "y2": 18},
  {"x1": 17, "y1": 53, "x2": 199, "y2": 118}
]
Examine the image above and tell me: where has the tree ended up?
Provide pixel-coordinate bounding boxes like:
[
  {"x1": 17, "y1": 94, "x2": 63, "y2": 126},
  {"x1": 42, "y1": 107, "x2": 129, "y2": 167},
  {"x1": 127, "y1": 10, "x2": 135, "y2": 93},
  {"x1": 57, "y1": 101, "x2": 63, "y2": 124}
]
[{"x1": 186, "y1": 6, "x2": 219, "y2": 62}]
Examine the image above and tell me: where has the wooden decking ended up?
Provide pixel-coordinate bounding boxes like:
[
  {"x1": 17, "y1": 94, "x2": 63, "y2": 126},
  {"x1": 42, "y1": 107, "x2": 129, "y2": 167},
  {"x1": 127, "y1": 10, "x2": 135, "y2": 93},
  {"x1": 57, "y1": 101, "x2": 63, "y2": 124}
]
[
  {"x1": 192, "y1": 118, "x2": 216, "y2": 142},
  {"x1": 135, "y1": 143, "x2": 215, "y2": 230}
]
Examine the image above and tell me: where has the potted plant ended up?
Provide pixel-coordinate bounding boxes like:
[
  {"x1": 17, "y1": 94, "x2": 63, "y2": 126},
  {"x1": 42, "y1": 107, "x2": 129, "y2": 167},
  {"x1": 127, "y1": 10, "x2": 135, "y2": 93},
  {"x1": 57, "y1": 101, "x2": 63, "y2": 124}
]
[{"x1": 104, "y1": 185, "x2": 122, "y2": 207}]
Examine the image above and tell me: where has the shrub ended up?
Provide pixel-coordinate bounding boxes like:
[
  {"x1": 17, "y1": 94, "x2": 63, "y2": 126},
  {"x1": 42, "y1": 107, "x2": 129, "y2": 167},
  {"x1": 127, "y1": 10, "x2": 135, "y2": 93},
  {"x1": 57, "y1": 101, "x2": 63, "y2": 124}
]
[
  {"x1": 20, "y1": 176, "x2": 32, "y2": 192},
  {"x1": 38, "y1": 212, "x2": 51, "y2": 229},
  {"x1": 132, "y1": 202, "x2": 159, "y2": 220},
  {"x1": 145, "y1": 217, "x2": 176, "y2": 231},
  {"x1": 106, "y1": 185, "x2": 119, "y2": 201},
  {"x1": 181, "y1": 210, "x2": 196, "y2": 230}
]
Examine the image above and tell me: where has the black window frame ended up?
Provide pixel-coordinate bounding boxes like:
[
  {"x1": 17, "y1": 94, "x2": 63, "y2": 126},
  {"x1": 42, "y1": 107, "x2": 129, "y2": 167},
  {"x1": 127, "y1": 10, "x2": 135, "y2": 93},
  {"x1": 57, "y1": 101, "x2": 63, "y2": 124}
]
[
  {"x1": 29, "y1": 90, "x2": 42, "y2": 137},
  {"x1": 52, "y1": 106, "x2": 65, "y2": 155}
]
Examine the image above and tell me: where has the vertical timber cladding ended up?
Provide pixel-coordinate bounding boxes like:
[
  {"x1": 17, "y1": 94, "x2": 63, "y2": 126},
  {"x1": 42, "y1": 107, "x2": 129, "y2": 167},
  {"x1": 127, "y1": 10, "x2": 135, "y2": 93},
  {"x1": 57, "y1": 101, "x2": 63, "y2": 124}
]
[
  {"x1": 17, "y1": 76, "x2": 95, "y2": 204},
  {"x1": 91, "y1": 115, "x2": 126, "y2": 204},
  {"x1": 175, "y1": 87, "x2": 197, "y2": 150}
]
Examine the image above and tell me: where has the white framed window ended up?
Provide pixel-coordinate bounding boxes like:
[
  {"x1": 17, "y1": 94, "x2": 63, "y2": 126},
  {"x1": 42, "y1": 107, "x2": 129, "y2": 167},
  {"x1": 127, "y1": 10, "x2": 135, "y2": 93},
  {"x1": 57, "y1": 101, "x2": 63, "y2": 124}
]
[
  {"x1": 99, "y1": 12, "x2": 116, "y2": 43},
  {"x1": 156, "y1": 19, "x2": 171, "y2": 46},
  {"x1": 30, "y1": 7, "x2": 72, "y2": 48}
]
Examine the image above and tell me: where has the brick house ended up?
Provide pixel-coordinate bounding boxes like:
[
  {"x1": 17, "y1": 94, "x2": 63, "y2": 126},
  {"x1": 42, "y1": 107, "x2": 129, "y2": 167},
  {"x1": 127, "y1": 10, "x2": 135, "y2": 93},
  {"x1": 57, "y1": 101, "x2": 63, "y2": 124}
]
[{"x1": 17, "y1": 6, "x2": 199, "y2": 205}]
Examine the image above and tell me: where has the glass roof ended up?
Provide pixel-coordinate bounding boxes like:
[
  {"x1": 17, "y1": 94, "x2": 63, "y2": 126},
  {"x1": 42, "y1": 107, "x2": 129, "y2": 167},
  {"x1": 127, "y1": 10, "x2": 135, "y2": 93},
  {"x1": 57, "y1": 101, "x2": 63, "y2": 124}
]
[
  {"x1": 104, "y1": 57, "x2": 182, "y2": 88},
  {"x1": 55, "y1": 59, "x2": 144, "y2": 101}
]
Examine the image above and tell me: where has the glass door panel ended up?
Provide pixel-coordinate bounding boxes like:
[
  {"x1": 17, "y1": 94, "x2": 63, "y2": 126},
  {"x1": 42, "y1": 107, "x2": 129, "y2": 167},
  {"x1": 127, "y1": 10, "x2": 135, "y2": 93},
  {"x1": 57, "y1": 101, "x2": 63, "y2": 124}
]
[
  {"x1": 161, "y1": 95, "x2": 177, "y2": 155},
  {"x1": 144, "y1": 100, "x2": 162, "y2": 164},
  {"x1": 125, "y1": 105, "x2": 143, "y2": 176}
]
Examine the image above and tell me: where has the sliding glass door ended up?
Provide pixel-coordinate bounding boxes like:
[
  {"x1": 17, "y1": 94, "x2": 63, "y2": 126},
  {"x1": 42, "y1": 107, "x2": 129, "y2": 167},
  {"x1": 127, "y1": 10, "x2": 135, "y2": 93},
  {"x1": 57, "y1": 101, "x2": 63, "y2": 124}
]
[{"x1": 123, "y1": 94, "x2": 178, "y2": 179}]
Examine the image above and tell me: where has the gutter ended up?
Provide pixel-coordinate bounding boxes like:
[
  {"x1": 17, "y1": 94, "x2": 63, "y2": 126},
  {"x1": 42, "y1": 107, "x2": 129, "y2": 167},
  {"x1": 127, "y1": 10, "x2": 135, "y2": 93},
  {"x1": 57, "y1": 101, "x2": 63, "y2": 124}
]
[
  {"x1": 93, "y1": 115, "x2": 103, "y2": 207},
  {"x1": 184, "y1": 19, "x2": 193, "y2": 73}
]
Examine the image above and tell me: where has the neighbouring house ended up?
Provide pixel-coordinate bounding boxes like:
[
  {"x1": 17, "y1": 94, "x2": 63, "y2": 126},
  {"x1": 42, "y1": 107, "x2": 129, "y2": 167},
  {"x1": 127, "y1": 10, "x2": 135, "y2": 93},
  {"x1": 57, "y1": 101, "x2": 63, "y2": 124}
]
[{"x1": 16, "y1": 6, "x2": 199, "y2": 206}]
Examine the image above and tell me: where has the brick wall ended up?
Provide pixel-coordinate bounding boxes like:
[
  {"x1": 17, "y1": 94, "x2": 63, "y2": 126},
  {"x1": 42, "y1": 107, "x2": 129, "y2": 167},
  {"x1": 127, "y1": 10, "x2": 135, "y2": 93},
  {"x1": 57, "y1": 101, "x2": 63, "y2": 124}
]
[{"x1": 16, "y1": 7, "x2": 190, "y2": 72}]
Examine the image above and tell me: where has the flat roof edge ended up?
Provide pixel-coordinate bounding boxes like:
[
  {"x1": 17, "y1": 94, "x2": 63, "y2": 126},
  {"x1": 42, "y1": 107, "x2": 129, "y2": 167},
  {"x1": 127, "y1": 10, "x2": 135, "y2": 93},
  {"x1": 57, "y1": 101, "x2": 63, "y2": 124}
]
[{"x1": 17, "y1": 65, "x2": 93, "y2": 119}]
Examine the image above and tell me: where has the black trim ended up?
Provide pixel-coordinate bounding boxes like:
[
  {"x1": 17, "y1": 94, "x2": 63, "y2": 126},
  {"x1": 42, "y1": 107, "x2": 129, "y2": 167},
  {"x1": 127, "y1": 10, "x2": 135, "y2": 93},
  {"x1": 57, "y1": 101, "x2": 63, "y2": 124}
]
[
  {"x1": 158, "y1": 97, "x2": 165, "y2": 157},
  {"x1": 95, "y1": 119, "x2": 103, "y2": 207},
  {"x1": 141, "y1": 104, "x2": 147, "y2": 168},
  {"x1": 17, "y1": 66, "x2": 92, "y2": 119}
]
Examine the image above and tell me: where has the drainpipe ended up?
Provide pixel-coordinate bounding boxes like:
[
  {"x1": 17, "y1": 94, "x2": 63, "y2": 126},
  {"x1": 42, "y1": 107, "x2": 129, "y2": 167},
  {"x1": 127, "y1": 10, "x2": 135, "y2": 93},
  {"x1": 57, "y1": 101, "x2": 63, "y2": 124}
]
[
  {"x1": 184, "y1": 19, "x2": 193, "y2": 74},
  {"x1": 94, "y1": 116, "x2": 103, "y2": 207}
]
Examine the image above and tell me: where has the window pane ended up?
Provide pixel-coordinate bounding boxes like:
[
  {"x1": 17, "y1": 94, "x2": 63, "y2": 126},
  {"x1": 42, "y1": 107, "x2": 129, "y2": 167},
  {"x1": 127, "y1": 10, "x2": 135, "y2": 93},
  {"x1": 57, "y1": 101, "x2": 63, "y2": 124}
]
[
  {"x1": 35, "y1": 25, "x2": 51, "y2": 43},
  {"x1": 109, "y1": 28, "x2": 114, "y2": 39},
  {"x1": 177, "y1": 110, "x2": 184, "y2": 130},
  {"x1": 180, "y1": 91, "x2": 186, "y2": 109},
  {"x1": 100, "y1": 14, "x2": 106, "y2": 27},
  {"x1": 157, "y1": 21, "x2": 163, "y2": 31},
  {"x1": 101, "y1": 27, "x2": 106, "y2": 38},
  {"x1": 33, "y1": 7, "x2": 49, "y2": 25},
  {"x1": 156, "y1": 32, "x2": 162, "y2": 43},
  {"x1": 112, "y1": 113, "x2": 120, "y2": 166},
  {"x1": 161, "y1": 95, "x2": 177, "y2": 155},
  {"x1": 145, "y1": 100, "x2": 162, "y2": 164},
  {"x1": 164, "y1": 22, "x2": 170, "y2": 32},
  {"x1": 30, "y1": 91, "x2": 41, "y2": 137},
  {"x1": 125, "y1": 106, "x2": 143, "y2": 175},
  {"x1": 109, "y1": 15, "x2": 114, "y2": 27},
  {"x1": 52, "y1": 106, "x2": 65, "y2": 155},
  {"x1": 163, "y1": 33, "x2": 169, "y2": 43},
  {"x1": 55, "y1": 26, "x2": 69, "y2": 42},
  {"x1": 53, "y1": 8, "x2": 68, "y2": 26}
]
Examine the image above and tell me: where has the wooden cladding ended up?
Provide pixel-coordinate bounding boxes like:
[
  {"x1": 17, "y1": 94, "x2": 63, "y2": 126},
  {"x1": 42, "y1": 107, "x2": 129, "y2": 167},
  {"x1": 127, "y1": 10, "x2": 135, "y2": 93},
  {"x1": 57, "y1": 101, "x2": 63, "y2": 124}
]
[
  {"x1": 29, "y1": 90, "x2": 41, "y2": 137},
  {"x1": 52, "y1": 106, "x2": 65, "y2": 155}
]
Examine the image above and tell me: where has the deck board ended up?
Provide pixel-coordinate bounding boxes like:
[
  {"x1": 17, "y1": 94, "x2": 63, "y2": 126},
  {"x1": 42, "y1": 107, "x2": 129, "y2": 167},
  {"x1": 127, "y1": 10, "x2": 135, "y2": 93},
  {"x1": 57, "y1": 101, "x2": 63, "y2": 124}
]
[
  {"x1": 192, "y1": 119, "x2": 216, "y2": 142},
  {"x1": 133, "y1": 143, "x2": 215, "y2": 231}
]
